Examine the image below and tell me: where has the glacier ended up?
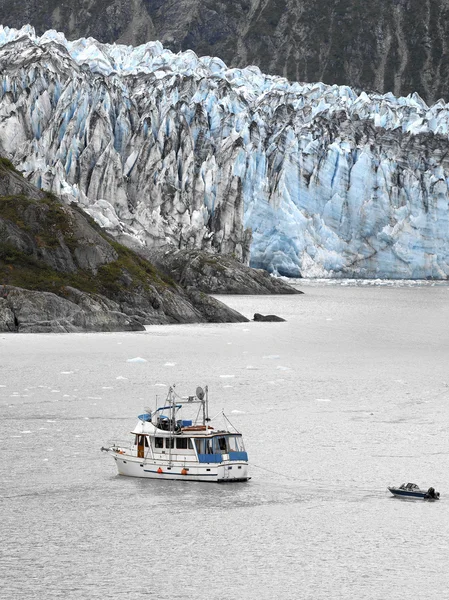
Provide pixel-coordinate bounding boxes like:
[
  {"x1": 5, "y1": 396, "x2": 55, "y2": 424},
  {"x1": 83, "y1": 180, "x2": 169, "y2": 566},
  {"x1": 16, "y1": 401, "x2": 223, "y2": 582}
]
[{"x1": 1, "y1": 25, "x2": 449, "y2": 278}]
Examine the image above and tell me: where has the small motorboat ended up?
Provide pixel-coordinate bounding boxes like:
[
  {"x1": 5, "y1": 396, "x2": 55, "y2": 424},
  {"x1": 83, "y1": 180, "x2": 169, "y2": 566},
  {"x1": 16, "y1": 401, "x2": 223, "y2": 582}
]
[{"x1": 388, "y1": 482, "x2": 440, "y2": 500}]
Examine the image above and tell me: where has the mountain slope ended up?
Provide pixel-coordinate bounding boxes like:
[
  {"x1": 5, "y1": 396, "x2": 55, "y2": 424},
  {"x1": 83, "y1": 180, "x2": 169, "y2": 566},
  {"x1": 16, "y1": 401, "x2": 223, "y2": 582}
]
[
  {"x1": 0, "y1": 159, "x2": 249, "y2": 331},
  {"x1": 0, "y1": 1, "x2": 448, "y2": 103}
]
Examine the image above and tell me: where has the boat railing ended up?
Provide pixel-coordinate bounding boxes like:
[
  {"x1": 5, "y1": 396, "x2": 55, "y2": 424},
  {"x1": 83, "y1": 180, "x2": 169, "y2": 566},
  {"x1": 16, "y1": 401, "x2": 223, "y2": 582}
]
[{"x1": 107, "y1": 440, "x2": 135, "y2": 455}]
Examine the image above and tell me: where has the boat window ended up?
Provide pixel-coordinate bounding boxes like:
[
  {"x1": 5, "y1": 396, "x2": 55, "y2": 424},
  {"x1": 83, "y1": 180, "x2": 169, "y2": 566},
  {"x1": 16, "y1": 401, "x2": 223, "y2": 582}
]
[
  {"x1": 195, "y1": 439, "x2": 205, "y2": 454},
  {"x1": 155, "y1": 438, "x2": 163, "y2": 448},
  {"x1": 205, "y1": 439, "x2": 213, "y2": 454},
  {"x1": 176, "y1": 438, "x2": 193, "y2": 449},
  {"x1": 215, "y1": 437, "x2": 228, "y2": 453},
  {"x1": 165, "y1": 438, "x2": 174, "y2": 449},
  {"x1": 228, "y1": 436, "x2": 244, "y2": 452}
]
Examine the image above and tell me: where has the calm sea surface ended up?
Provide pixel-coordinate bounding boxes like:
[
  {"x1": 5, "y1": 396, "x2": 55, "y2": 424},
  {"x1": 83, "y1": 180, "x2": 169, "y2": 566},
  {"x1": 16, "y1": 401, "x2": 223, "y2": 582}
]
[{"x1": 1, "y1": 283, "x2": 449, "y2": 599}]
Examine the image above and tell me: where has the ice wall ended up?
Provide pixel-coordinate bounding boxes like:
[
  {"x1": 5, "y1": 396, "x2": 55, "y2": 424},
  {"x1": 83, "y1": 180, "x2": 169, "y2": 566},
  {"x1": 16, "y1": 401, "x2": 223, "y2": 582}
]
[{"x1": 1, "y1": 25, "x2": 449, "y2": 278}]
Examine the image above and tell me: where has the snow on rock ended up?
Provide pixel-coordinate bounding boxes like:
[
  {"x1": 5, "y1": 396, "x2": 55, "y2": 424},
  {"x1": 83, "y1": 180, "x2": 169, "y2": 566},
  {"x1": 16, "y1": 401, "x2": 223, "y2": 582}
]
[{"x1": 1, "y1": 25, "x2": 449, "y2": 278}]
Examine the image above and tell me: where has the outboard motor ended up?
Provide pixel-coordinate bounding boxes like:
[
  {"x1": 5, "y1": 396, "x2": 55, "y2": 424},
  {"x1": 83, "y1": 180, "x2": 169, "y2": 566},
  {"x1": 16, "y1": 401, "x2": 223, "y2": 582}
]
[{"x1": 425, "y1": 487, "x2": 439, "y2": 499}]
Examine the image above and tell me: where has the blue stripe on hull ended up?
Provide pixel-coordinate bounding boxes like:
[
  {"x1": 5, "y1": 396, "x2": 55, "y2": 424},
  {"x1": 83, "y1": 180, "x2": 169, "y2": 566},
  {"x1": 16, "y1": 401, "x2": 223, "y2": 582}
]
[{"x1": 389, "y1": 489, "x2": 426, "y2": 498}]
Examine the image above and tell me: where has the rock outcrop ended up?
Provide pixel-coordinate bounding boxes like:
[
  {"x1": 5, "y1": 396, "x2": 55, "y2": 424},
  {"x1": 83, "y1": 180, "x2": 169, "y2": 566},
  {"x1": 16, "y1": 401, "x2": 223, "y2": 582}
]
[
  {"x1": 0, "y1": 2, "x2": 448, "y2": 104},
  {"x1": 149, "y1": 249, "x2": 301, "y2": 294},
  {"x1": 253, "y1": 313, "x2": 285, "y2": 322},
  {"x1": 0, "y1": 285, "x2": 144, "y2": 332}
]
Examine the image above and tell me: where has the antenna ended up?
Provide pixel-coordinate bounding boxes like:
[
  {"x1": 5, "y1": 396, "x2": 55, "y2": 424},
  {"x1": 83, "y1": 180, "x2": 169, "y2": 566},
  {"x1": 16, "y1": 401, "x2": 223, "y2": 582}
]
[{"x1": 196, "y1": 386, "x2": 205, "y2": 400}]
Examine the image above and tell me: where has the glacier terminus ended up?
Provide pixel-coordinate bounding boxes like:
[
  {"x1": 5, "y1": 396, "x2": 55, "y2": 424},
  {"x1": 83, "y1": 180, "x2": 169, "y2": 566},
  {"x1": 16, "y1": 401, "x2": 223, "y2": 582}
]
[{"x1": 1, "y1": 25, "x2": 449, "y2": 279}]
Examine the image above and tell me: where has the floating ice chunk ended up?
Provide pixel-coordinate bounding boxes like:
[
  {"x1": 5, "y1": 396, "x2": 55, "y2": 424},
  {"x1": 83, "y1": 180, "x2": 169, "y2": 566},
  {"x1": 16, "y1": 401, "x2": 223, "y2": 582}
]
[
  {"x1": 126, "y1": 357, "x2": 147, "y2": 363},
  {"x1": 220, "y1": 375, "x2": 235, "y2": 378},
  {"x1": 222, "y1": 385, "x2": 233, "y2": 388},
  {"x1": 0, "y1": 384, "x2": 6, "y2": 387},
  {"x1": 116, "y1": 376, "x2": 128, "y2": 380},
  {"x1": 51, "y1": 390, "x2": 60, "y2": 393},
  {"x1": 43, "y1": 458, "x2": 49, "y2": 462},
  {"x1": 20, "y1": 431, "x2": 32, "y2": 434},
  {"x1": 316, "y1": 399, "x2": 332, "y2": 402},
  {"x1": 263, "y1": 355, "x2": 280, "y2": 359},
  {"x1": 154, "y1": 383, "x2": 167, "y2": 387},
  {"x1": 87, "y1": 396, "x2": 102, "y2": 400},
  {"x1": 163, "y1": 362, "x2": 176, "y2": 367},
  {"x1": 231, "y1": 410, "x2": 245, "y2": 414},
  {"x1": 46, "y1": 420, "x2": 56, "y2": 423},
  {"x1": 60, "y1": 371, "x2": 74, "y2": 375},
  {"x1": 102, "y1": 386, "x2": 114, "y2": 389}
]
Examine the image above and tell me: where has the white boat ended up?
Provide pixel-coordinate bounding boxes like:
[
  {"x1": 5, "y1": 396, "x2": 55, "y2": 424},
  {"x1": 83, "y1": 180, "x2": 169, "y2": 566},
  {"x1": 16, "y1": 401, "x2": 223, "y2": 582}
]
[{"x1": 101, "y1": 385, "x2": 250, "y2": 483}]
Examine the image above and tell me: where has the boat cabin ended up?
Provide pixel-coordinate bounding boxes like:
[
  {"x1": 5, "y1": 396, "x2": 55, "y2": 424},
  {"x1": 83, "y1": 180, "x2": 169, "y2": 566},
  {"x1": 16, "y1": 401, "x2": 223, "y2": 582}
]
[{"x1": 133, "y1": 431, "x2": 247, "y2": 463}]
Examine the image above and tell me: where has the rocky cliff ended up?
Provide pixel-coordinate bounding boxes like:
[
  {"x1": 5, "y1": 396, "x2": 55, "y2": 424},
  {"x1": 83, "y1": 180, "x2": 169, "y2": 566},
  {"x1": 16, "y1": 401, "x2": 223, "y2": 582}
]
[
  {"x1": 0, "y1": 159, "x2": 251, "y2": 332},
  {"x1": 0, "y1": 1, "x2": 448, "y2": 104}
]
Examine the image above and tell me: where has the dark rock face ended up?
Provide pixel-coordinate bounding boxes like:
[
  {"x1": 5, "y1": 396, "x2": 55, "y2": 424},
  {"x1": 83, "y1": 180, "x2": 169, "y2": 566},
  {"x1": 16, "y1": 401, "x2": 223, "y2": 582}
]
[
  {"x1": 149, "y1": 249, "x2": 302, "y2": 295},
  {"x1": 253, "y1": 313, "x2": 285, "y2": 322},
  {"x1": 1, "y1": 1, "x2": 449, "y2": 103},
  {"x1": 0, "y1": 161, "x2": 249, "y2": 331},
  {"x1": 185, "y1": 288, "x2": 249, "y2": 323},
  {"x1": 0, "y1": 285, "x2": 145, "y2": 332}
]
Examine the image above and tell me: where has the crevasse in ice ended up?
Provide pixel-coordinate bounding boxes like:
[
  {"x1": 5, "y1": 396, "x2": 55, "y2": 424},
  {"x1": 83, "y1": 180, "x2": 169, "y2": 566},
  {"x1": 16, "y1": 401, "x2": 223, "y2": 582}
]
[{"x1": 1, "y1": 25, "x2": 449, "y2": 278}]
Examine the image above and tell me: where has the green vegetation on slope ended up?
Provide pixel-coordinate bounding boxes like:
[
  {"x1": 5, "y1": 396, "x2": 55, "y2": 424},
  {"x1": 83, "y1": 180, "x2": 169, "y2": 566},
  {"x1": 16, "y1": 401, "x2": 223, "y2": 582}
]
[{"x1": 0, "y1": 191, "x2": 176, "y2": 297}]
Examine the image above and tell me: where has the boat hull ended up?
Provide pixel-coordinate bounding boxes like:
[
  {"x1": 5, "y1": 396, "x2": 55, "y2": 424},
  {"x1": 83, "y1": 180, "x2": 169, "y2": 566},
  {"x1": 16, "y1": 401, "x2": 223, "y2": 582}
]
[
  {"x1": 388, "y1": 487, "x2": 438, "y2": 500},
  {"x1": 112, "y1": 452, "x2": 249, "y2": 483}
]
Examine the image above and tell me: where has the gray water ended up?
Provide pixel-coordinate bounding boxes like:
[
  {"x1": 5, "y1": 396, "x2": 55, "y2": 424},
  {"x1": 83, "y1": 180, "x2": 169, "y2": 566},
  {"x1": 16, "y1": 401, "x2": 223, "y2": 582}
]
[{"x1": 1, "y1": 284, "x2": 449, "y2": 599}]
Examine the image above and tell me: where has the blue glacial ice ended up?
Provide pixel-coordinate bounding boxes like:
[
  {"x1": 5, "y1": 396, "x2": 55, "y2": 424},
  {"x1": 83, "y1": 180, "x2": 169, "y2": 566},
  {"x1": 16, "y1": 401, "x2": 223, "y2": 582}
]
[{"x1": 1, "y1": 25, "x2": 449, "y2": 278}]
